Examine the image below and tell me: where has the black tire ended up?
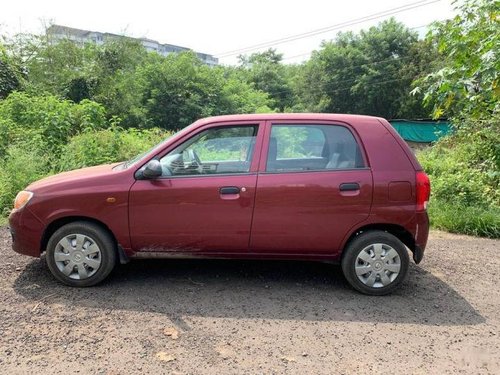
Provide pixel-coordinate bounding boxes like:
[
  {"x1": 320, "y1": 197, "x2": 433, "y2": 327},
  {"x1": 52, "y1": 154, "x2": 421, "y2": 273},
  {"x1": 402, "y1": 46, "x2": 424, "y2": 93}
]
[
  {"x1": 341, "y1": 231, "x2": 409, "y2": 295},
  {"x1": 46, "y1": 221, "x2": 117, "y2": 287}
]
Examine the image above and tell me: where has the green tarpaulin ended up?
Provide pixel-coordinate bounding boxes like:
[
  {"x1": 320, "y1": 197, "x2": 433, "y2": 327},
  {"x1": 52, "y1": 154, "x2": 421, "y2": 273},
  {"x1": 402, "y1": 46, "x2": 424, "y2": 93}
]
[{"x1": 389, "y1": 120, "x2": 453, "y2": 143}]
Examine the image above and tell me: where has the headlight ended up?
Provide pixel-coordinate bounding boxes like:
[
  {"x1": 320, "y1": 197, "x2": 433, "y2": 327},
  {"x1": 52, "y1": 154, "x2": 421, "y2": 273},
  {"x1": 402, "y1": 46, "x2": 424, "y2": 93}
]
[{"x1": 13, "y1": 191, "x2": 34, "y2": 210}]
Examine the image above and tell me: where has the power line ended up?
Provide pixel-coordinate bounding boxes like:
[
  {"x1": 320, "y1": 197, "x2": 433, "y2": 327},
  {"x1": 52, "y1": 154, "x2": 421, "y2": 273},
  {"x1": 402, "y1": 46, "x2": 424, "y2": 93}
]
[
  {"x1": 216, "y1": 0, "x2": 442, "y2": 58},
  {"x1": 319, "y1": 76, "x2": 416, "y2": 96},
  {"x1": 238, "y1": 54, "x2": 423, "y2": 99},
  {"x1": 282, "y1": 22, "x2": 435, "y2": 62},
  {"x1": 242, "y1": 53, "x2": 424, "y2": 92},
  {"x1": 217, "y1": 0, "x2": 440, "y2": 58},
  {"x1": 248, "y1": 73, "x2": 418, "y2": 100}
]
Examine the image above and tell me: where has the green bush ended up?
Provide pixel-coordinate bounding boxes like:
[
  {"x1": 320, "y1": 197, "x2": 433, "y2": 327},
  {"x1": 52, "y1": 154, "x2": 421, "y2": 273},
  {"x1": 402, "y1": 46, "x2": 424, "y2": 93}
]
[
  {"x1": 0, "y1": 144, "x2": 50, "y2": 216},
  {"x1": 418, "y1": 116, "x2": 500, "y2": 238},
  {"x1": 57, "y1": 126, "x2": 170, "y2": 171},
  {"x1": 0, "y1": 92, "x2": 107, "y2": 158},
  {"x1": 0, "y1": 92, "x2": 172, "y2": 217},
  {"x1": 0, "y1": 126, "x2": 170, "y2": 215}
]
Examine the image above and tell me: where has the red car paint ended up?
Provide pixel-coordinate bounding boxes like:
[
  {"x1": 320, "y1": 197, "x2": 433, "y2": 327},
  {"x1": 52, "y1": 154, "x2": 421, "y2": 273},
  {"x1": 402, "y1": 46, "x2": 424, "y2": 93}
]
[{"x1": 9, "y1": 114, "x2": 429, "y2": 263}]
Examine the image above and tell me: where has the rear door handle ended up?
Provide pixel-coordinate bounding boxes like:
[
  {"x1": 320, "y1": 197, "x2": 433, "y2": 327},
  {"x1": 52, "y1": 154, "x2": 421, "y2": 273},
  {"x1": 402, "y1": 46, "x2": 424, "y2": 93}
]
[
  {"x1": 219, "y1": 186, "x2": 240, "y2": 195},
  {"x1": 339, "y1": 182, "x2": 360, "y2": 191}
]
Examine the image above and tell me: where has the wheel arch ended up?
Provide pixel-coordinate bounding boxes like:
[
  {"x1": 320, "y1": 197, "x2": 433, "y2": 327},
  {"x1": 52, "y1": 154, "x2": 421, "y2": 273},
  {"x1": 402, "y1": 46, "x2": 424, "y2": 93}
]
[
  {"x1": 342, "y1": 223, "x2": 416, "y2": 260},
  {"x1": 40, "y1": 216, "x2": 117, "y2": 254}
]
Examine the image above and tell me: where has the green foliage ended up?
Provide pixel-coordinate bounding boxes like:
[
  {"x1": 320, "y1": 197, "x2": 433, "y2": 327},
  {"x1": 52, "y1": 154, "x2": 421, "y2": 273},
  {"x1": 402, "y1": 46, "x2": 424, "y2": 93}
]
[
  {"x1": 0, "y1": 144, "x2": 50, "y2": 216},
  {"x1": 238, "y1": 49, "x2": 293, "y2": 112},
  {"x1": 0, "y1": 48, "x2": 21, "y2": 99},
  {"x1": 91, "y1": 38, "x2": 148, "y2": 127},
  {"x1": 297, "y1": 18, "x2": 435, "y2": 118},
  {"x1": 0, "y1": 92, "x2": 107, "y2": 158},
  {"x1": 418, "y1": 0, "x2": 499, "y2": 119},
  {"x1": 0, "y1": 116, "x2": 170, "y2": 214},
  {"x1": 414, "y1": 0, "x2": 500, "y2": 238},
  {"x1": 428, "y1": 201, "x2": 499, "y2": 238},
  {"x1": 137, "y1": 52, "x2": 272, "y2": 130},
  {"x1": 57, "y1": 126, "x2": 170, "y2": 171},
  {"x1": 1, "y1": 19, "x2": 436, "y2": 125},
  {"x1": 272, "y1": 126, "x2": 313, "y2": 158},
  {"x1": 419, "y1": 121, "x2": 499, "y2": 208},
  {"x1": 191, "y1": 127, "x2": 255, "y2": 162},
  {"x1": 0, "y1": 92, "x2": 119, "y2": 214},
  {"x1": 218, "y1": 68, "x2": 273, "y2": 114},
  {"x1": 25, "y1": 38, "x2": 98, "y2": 97},
  {"x1": 137, "y1": 52, "x2": 216, "y2": 129},
  {"x1": 419, "y1": 115, "x2": 500, "y2": 237},
  {"x1": 64, "y1": 76, "x2": 96, "y2": 103}
]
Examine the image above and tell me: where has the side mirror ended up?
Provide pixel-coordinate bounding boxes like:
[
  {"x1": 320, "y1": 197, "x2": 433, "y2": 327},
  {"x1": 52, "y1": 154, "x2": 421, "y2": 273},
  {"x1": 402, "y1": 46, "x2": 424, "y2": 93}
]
[{"x1": 142, "y1": 159, "x2": 162, "y2": 179}]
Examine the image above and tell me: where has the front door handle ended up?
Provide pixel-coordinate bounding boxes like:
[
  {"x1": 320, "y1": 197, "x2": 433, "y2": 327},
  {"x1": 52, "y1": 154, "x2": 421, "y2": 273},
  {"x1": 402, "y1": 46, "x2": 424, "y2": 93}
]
[
  {"x1": 219, "y1": 186, "x2": 240, "y2": 195},
  {"x1": 339, "y1": 182, "x2": 360, "y2": 191}
]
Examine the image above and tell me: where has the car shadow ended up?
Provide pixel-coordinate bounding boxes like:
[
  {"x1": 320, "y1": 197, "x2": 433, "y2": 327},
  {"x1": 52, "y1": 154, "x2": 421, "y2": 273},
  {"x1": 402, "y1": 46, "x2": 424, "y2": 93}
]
[{"x1": 13, "y1": 257, "x2": 484, "y2": 327}]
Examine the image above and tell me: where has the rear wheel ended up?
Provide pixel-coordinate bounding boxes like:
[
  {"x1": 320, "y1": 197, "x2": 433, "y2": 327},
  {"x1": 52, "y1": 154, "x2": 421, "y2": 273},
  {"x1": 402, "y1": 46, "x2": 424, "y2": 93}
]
[
  {"x1": 46, "y1": 221, "x2": 116, "y2": 287},
  {"x1": 341, "y1": 231, "x2": 409, "y2": 295}
]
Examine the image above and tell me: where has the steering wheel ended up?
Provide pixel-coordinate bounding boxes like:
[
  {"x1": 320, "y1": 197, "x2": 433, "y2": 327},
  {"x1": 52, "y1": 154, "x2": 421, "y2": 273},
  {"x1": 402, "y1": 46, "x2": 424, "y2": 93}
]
[{"x1": 187, "y1": 149, "x2": 203, "y2": 172}]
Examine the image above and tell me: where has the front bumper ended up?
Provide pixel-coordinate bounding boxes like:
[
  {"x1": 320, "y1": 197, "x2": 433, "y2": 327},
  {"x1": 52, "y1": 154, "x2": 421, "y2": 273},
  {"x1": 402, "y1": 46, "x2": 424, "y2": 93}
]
[{"x1": 8, "y1": 207, "x2": 45, "y2": 258}]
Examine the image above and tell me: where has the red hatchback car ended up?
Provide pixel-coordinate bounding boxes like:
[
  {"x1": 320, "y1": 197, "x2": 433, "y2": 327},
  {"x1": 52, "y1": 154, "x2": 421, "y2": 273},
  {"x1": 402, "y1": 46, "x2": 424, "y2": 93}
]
[{"x1": 9, "y1": 114, "x2": 430, "y2": 295}]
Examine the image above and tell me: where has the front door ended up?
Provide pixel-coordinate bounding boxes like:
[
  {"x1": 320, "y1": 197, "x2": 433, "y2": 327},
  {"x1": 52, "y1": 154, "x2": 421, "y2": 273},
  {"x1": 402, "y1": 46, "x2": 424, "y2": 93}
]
[
  {"x1": 250, "y1": 122, "x2": 373, "y2": 256},
  {"x1": 129, "y1": 123, "x2": 262, "y2": 254}
]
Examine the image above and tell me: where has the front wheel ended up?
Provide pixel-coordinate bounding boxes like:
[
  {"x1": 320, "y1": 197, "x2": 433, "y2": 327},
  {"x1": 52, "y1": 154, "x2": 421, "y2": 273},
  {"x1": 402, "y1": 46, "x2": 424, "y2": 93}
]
[
  {"x1": 341, "y1": 231, "x2": 409, "y2": 295},
  {"x1": 46, "y1": 221, "x2": 117, "y2": 287}
]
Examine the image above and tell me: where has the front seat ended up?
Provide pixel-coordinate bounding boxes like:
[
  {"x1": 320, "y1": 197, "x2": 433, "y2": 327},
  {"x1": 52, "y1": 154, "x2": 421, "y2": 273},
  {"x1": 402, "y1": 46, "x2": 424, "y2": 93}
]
[{"x1": 326, "y1": 144, "x2": 341, "y2": 169}]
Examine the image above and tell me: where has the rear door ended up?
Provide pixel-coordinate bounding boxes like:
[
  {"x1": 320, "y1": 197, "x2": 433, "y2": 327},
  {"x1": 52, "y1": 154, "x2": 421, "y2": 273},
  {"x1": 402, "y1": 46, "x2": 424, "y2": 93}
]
[
  {"x1": 129, "y1": 121, "x2": 264, "y2": 254},
  {"x1": 250, "y1": 121, "x2": 373, "y2": 256}
]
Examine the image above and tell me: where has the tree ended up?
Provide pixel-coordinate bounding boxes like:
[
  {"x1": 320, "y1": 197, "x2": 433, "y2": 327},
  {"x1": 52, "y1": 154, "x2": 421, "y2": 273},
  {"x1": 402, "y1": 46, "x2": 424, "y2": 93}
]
[
  {"x1": 64, "y1": 76, "x2": 95, "y2": 103},
  {"x1": 298, "y1": 18, "x2": 434, "y2": 118},
  {"x1": 2, "y1": 31, "x2": 98, "y2": 101},
  {"x1": 137, "y1": 52, "x2": 272, "y2": 130},
  {"x1": 24, "y1": 36, "x2": 98, "y2": 97},
  {"x1": 0, "y1": 58, "x2": 20, "y2": 99},
  {"x1": 0, "y1": 92, "x2": 107, "y2": 158},
  {"x1": 0, "y1": 45, "x2": 21, "y2": 99},
  {"x1": 417, "y1": 0, "x2": 499, "y2": 120},
  {"x1": 298, "y1": 31, "x2": 365, "y2": 114},
  {"x1": 137, "y1": 52, "x2": 219, "y2": 129},
  {"x1": 217, "y1": 68, "x2": 273, "y2": 114},
  {"x1": 238, "y1": 49, "x2": 293, "y2": 112},
  {"x1": 91, "y1": 38, "x2": 148, "y2": 127}
]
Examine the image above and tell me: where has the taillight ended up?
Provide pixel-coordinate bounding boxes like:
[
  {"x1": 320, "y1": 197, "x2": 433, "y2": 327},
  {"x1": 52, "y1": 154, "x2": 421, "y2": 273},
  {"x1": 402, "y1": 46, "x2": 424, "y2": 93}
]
[{"x1": 416, "y1": 171, "x2": 430, "y2": 211}]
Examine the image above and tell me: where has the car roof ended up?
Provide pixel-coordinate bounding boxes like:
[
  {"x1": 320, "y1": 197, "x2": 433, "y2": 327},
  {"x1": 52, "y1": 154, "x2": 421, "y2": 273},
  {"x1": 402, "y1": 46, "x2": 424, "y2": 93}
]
[{"x1": 194, "y1": 113, "x2": 384, "y2": 126}]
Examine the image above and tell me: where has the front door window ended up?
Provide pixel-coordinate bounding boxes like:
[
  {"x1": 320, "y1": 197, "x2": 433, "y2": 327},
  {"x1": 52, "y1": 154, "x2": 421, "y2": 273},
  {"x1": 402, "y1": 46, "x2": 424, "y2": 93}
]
[{"x1": 160, "y1": 126, "x2": 258, "y2": 176}]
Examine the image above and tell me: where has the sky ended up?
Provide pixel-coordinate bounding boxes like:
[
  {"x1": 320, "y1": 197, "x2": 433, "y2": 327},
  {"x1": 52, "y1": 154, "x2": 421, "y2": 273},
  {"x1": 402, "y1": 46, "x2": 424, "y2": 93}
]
[{"x1": 1, "y1": 0, "x2": 457, "y2": 65}]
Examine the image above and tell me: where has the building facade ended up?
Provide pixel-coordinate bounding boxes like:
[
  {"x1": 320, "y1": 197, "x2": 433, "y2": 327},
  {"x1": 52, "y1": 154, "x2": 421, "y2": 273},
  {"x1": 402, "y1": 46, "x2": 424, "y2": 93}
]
[{"x1": 47, "y1": 25, "x2": 218, "y2": 66}]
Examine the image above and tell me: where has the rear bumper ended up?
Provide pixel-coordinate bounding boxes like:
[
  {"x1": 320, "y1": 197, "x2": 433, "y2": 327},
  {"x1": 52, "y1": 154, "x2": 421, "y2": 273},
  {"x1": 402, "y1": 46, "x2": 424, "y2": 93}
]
[
  {"x1": 8, "y1": 207, "x2": 45, "y2": 258},
  {"x1": 413, "y1": 211, "x2": 429, "y2": 264},
  {"x1": 413, "y1": 245, "x2": 425, "y2": 264}
]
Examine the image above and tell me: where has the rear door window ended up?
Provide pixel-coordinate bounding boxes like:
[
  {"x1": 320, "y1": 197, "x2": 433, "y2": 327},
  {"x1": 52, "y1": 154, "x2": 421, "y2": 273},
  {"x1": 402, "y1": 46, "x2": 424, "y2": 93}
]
[{"x1": 266, "y1": 124, "x2": 365, "y2": 172}]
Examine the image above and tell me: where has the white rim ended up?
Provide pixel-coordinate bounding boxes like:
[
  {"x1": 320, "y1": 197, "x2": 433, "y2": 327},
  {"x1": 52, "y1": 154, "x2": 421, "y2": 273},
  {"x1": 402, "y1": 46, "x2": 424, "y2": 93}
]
[
  {"x1": 355, "y1": 243, "x2": 401, "y2": 288},
  {"x1": 54, "y1": 234, "x2": 102, "y2": 280}
]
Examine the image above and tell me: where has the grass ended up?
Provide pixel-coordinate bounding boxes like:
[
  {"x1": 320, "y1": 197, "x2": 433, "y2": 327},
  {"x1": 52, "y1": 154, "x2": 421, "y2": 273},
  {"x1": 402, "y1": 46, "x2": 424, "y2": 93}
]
[
  {"x1": 0, "y1": 216, "x2": 8, "y2": 226},
  {"x1": 428, "y1": 200, "x2": 500, "y2": 238}
]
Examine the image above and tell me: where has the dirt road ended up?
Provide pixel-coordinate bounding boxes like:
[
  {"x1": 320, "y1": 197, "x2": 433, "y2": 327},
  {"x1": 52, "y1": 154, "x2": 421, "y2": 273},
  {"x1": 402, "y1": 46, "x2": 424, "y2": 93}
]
[{"x1": 0, "y1": 228, "x2": 499, "y2": 374}]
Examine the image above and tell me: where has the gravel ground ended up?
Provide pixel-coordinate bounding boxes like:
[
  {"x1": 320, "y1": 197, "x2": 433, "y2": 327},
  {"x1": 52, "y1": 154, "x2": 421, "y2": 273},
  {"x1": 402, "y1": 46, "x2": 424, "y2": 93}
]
[{"x1": 0, "y1": 227, "x2": 499, "y2": 374}]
